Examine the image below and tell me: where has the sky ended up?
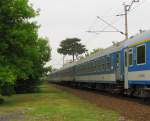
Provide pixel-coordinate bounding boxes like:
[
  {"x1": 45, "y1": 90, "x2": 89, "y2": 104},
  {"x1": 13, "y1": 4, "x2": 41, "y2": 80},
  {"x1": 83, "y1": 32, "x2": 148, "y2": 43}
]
[{"x1": 29, "y1": 0, "x2": 150, "y2": 68}]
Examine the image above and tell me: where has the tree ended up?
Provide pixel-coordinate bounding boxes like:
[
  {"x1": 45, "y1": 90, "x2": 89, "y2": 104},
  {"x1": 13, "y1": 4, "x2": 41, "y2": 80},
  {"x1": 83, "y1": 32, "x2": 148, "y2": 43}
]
[
  {"x1": 78, "y1": 48, "x2": 103, "y2": 60},
  {"x1": 15, "y1": 37, "x2": 51, "y2": 93},
  {"x1": 90, "y1": 48, "x2": 104, "y2": 55},
  {"x1": 58, "y1": 38, "x2": 87, "y2": 61},
  {"x1": 0, "y1": 0, "x2": 51, "y2": 95}
]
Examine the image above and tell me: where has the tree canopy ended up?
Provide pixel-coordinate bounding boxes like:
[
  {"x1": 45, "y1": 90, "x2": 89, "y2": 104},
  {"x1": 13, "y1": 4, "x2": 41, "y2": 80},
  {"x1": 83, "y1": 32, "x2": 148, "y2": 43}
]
[
  {"x1": 0, "y1": 0, "x2": 51, "y2": 95},
  {"x1": 78, "y1": 48, "x2": 104, "y2": 60},
  {"x1": 90, "y1": 48, "x2": 104, "y2": 55},
  {"x1": 57, "y1": 38, "x2": 87, "y2": 61}
]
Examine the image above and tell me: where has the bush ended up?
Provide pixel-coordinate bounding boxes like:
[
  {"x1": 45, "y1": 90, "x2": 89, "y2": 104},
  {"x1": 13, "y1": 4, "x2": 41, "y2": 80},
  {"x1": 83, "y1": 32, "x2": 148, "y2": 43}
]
[
  {"x1": 1, "y1": 82, "x2": 15, "y2": 96},
  {"x1": 15, "y1": 77, "x2": 42, "y2": 94},
  {"x1": 0, "y1": 98, "x2": 4, "y2": 104}
]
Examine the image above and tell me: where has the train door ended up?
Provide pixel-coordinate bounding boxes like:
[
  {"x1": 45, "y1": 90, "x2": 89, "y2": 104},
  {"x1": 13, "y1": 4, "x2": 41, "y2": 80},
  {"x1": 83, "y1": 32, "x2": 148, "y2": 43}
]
[
  {"x1": 124, "y1": 49, "x2": 128, "y2": 89},
  {"x1": 115, "y1": 52, "x2": 120, "y2": 81}
]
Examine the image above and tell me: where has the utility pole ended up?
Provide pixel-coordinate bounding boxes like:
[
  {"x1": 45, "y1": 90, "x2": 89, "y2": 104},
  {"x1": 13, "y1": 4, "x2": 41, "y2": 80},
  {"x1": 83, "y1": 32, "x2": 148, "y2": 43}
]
[
  {"x1": 117, "y1": 0, "x2": 140, "y2": 40},
  {"x1": 124, "y1": 5, "x2": 128, "y2": 40}
]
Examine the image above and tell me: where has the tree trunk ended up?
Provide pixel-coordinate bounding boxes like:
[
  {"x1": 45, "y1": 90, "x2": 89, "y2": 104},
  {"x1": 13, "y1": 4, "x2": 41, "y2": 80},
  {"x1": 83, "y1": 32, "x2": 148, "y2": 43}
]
[
  {"x1": 72, "y1": 54, "x2": 75, "y2": 62},
  {"x1": 75, "y1": 54, "x2": 78, "y2": 60},
  {"x1": 63, "y1": 55, "x2": 65, "y2": 66}
]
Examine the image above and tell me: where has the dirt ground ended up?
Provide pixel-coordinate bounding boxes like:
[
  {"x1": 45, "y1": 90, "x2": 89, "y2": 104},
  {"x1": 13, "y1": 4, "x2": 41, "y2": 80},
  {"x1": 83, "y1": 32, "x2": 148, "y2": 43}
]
[
  {"x1": 0, "y1": 112, "x2": 24, "y2": 121},
  {"x1": 55, "y1": 84, "x2": 150, "y2": 121}
]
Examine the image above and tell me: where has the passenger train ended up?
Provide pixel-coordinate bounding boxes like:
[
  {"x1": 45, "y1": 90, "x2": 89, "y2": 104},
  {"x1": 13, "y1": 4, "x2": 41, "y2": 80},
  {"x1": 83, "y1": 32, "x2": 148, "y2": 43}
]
[{"x1": 49, "y1": 31, "x2": 150, "y2": 98}]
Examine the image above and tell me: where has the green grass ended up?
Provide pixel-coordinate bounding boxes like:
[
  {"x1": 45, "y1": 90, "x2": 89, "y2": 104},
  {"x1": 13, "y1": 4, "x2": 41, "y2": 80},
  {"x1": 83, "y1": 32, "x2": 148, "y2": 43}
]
[{"x1": 0, "y1": 84, "x2": 119, "y2": 121}]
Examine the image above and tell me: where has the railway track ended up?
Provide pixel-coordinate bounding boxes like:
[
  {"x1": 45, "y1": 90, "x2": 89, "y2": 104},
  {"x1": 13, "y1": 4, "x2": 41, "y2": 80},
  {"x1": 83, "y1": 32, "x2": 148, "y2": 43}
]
[{"x1": 53, "y1": 84, "x2": 150, "y2": 121}]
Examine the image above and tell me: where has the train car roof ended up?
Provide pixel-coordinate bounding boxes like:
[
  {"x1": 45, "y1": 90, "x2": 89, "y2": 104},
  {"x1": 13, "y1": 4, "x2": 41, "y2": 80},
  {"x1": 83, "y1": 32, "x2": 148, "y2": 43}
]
[{"x1": 123, "y1": 30, "x2": 150, "y2": 48}]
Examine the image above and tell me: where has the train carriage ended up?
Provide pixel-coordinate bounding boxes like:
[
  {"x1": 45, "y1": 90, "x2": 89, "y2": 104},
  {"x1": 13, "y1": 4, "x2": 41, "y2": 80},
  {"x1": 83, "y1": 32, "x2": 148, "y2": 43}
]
[
  {"x1": 122, "y1": 31, "x2": 150, "y2": 97},
  {"x1": 49, "y1": 30, "x2": 150, "y2": 98}
]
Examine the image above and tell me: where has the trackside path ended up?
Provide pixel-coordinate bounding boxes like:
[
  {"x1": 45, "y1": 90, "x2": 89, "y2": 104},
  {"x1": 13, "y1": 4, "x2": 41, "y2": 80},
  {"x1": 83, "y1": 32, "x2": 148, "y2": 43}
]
[{"x1": 54, "y1": 84, "x2": 150, "y2": 121}]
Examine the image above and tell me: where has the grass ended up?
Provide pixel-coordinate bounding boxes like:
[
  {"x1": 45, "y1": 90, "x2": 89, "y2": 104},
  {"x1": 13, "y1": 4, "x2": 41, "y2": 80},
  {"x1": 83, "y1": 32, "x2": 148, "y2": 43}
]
[{"x1": 0, "y1": 84, "x2": 119, "y2": 121}]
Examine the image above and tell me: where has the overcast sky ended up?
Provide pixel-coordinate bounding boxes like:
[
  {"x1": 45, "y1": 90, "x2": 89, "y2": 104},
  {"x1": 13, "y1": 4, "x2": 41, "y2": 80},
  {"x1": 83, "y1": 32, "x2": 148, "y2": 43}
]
[{"x1": 29, "y1": 0, "x2": 149, "y2": 68}]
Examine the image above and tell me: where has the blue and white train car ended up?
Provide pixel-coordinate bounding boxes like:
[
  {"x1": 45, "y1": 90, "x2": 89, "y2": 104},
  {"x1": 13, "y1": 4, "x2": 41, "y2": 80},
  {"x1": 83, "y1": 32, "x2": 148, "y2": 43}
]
[
  {"x1": 122, "y1": 31, "x2": 150, "y2": 97},
  {"x1": 74, "y1": 44, "x2": 122, "y2": 90},
  {"x1": 49, "y1": 63, "x2": 76, "y2": 83},
  {"x1": 49, "y1": 30, "x2": 150, "y2": 97}
]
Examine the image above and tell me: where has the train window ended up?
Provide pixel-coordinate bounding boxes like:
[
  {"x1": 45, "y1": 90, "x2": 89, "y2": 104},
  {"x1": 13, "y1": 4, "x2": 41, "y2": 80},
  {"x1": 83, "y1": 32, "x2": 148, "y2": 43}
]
[
  {"x1": 97, "y1": 59, "x2": 101, "y2": 71},
  {"x1": 106, "y1": 56, "x2": 111, "y2": 71},
  {"x1": 88, "y1": 62, "x2": 90, "y2": 72},
  {"x1": 124, "y1": 52, "x2": 127, "y2": 67},
  {"x1": 91, "y1": 62, "x2": 93, "y2": 72},
  {"x1": 94, "y1": 60, "x2": 96, "y2": 72},
  {"x1": 110, "y1": 55, "x2": 114, "y2": 70},
  {"x1": 85, "y1": 63, "x2": 88, "y2": 73},
  {"x1": 99, "y1": 59, "x2": 102, "y2": 71},
  {"x1": 128, "y1": 49, "x2": 133, "y2": 66},
  {"x1": 116, "y1": 53, "x2": 120, "y2": 67},
  {"x1": 102, "y1": 57, "x2": 106, "y2": 71},
  {"x1": 136, "y1": 44, "x2": 146, "y2": 65},
  {"x1": 88, "y1": 61, "x2": 92, "y2": 72},
  {"x1": 88, "y1": 62, "x2": 91, "y2": 72},
  {"x1": 96, "y1": 60, "x2": 99, "y2": 71}
]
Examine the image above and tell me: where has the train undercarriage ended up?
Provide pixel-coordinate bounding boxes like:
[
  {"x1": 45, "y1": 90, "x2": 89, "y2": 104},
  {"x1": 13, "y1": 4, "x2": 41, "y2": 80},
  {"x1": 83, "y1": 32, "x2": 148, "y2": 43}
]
[{"x1": 53, "y1": 80, "x2": 150, "y2": 98}]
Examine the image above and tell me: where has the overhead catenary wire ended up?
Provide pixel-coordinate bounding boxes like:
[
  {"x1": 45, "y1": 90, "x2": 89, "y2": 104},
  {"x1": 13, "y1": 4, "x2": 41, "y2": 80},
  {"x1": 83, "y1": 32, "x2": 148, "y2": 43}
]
[
  {"x1": 129, "y1": 0, "x2": 147, "y2": 12},
  {"x1": 84, "y1": 0, "x2": 147, "y2": 48},
  {"x1": 83, "y1": 1, "x2": 126, "y2": 46},
  {"x1": 96, "y1": 16, "x2": 125, "y2": 35},
  {"x1": 86, "y1": 0, "x2": 126, "y2": 36},
  {"x1": 87, "y1": 0, "x2": 142, "y2": 40},
  {"x1": 86, "y1": 1, "x2": 124, "y2": 32},
  {"x1": 88, "y1": 0, "x2": 146, "y2": 39}
]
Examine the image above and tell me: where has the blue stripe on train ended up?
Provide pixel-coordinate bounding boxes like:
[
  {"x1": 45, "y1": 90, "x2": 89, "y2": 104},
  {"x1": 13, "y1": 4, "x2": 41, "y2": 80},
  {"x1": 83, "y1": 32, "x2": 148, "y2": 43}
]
[
  {"x1": 76, "y1": 80, "x2": 116, "y2": 84},
  {"x1": 128, "y1": 80, "x2": 150, "y2": 85},
  {"x1": 128, "y1": 66, "x2": 150, "y2": 72}
]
